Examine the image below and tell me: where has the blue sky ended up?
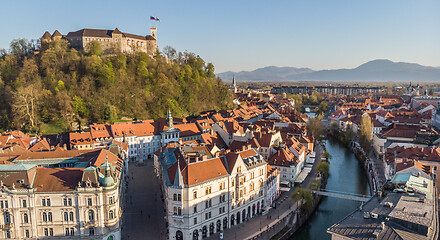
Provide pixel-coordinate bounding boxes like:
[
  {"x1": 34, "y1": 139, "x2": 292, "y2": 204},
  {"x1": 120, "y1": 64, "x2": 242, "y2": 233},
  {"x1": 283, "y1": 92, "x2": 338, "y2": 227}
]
[{"x1": 1, "y1": 0, "x2": 439, "y2": 73}]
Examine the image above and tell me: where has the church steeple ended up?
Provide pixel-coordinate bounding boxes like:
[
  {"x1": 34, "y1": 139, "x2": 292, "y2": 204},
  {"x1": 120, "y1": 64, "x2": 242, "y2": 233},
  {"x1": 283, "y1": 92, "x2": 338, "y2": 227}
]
[
  {"x1": 232, "y1": 75, "x2": 237, "y2": 93},
  {"x1": 167, "y1": 109, "x2": 173, "y2": 128}
]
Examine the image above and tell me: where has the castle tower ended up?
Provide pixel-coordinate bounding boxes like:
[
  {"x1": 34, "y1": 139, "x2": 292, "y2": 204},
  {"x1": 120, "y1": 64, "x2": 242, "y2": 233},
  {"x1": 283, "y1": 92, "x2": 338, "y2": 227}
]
[
  {"x1": 150, "y1": 26, "x2": 157, "y2": 40},
  {"x1": 232, "y1": 75, "x2": 237, "y2": 93}
]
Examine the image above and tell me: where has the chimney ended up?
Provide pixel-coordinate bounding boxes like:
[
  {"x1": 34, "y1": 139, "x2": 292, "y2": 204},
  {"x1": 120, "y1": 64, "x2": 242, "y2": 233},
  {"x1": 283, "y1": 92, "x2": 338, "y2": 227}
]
[
  {"x1": 210, "y1": 128, "x2": 214, "y2": 135},
  {"x1": 242, "y1": 145, "x2": 246, "y2": 151},
  {"x1": 202, "y1": 155, "x2": 208, "y2": 161}
]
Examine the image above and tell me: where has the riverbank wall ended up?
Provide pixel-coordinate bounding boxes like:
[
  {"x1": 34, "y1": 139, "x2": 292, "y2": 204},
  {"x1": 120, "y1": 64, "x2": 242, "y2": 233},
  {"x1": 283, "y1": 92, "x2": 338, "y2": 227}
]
[{"x1": 328, "y1": 131, "x2": 378, "y2": 196}]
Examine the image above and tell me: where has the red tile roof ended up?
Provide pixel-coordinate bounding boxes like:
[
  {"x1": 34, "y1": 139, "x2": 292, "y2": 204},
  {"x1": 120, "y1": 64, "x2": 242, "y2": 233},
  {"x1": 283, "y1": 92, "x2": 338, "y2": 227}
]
[{"x1": 33, "y1": 167, "x2": 84, "y2": 192}]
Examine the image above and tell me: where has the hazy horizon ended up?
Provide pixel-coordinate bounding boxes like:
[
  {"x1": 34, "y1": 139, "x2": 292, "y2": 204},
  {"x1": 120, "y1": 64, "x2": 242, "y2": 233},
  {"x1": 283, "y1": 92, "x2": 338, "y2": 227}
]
[{"x1": 1, "y1": 1, "x2": 439, "y2": 73}]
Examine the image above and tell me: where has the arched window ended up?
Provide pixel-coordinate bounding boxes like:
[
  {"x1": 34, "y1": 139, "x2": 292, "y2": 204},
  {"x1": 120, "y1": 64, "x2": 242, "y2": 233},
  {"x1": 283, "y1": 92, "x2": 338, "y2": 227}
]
[
  {"x1": 176, "y1": 230, "x2": 183, "y2": 240},
  {"x1": 193, "y1": 191, "x2": 197, "y2": 199},
  {"x1": 223, "y1": 217, "x2": 228, "y2": 230},
  {"x1": 88, "y1": 210, "x2": 94, "y2": 221},
  {"x1": 178, "y1": 194, "x2": 181, "y2": 201},
  {"x1": 173, "y1": 207, "x2": 177, "y2": 215},
  {"x1": 173, "y1": 194, "x2": 177, "y2": 201},
  {"x1": 192, "y1": 229, "x2": 199, "y2": 240},
  {"x1": 69, "y1": 212, "x2": 74, "y2": 221},
  {"x1": 48, "y1": 212, "x2": 53, "y2": 222},
  {"x1": 42, "y1": 212, "x2": 47, "y2": 222},
  {"x1": 109, "y1": 210, "x2": 114, "y2": 219},
  {"x1": 64, "y1": 212, "x2": 69, "y2": 221},
  {"x1": 23, "y1": 213, "x2": 28, "y2": 223}
]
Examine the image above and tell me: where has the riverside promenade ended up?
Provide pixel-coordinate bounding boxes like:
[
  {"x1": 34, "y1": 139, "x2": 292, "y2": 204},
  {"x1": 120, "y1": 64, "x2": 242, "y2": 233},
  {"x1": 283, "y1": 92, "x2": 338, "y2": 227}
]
[{"x1": 206, "y1": 143, "x2": 323, "y2": 240}]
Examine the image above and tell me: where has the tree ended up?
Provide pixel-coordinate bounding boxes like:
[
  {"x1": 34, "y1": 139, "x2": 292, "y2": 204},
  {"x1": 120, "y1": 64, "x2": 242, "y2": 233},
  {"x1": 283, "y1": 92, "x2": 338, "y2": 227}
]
[
  {"x1": 87, "y1": 41, "x2": 102, "y2": 56},
  {"x1": 316, "y1": 161, "x2": 330, "y2": 174},
  {"x1": 345, "y1": 129, "x2": 355, "y2": 144},
  {"x1": 12, "y1": 83, "x2": 42, "y2": 128},
  {"x1": 307, "y1": 117, "x2": 324, "y2": 140},
  {"x1": 163, "y1": 46, "x2": 176, "y2": 60},
  {"x1": 318, "y1": 101, "x2": 328, "y2": 114},
  {"x1": 309, "y1": 179, "x2": 321, "y2": 191},
  {"x1": 291, "y1": 188, "x2": 313, "y2": 212},
  {"x1": 322, "y1": 151, "x2": 332, "y2": 160},
  {"x1": 10, "y1": 39, "x2": 32, "y2": 57},
  {"x1": 330, "y1": 122, "x2": 338, "y2": 135},
  {"x1": 359, "y1": 114, "x2": 373, "y2": 154}
]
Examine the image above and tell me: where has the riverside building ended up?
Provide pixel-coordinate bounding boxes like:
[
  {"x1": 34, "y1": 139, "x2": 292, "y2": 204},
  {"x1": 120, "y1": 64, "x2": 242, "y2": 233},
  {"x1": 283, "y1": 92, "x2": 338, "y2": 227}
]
[{"x1": 155, "y1": 144, "x2": 267, "y2": 240}]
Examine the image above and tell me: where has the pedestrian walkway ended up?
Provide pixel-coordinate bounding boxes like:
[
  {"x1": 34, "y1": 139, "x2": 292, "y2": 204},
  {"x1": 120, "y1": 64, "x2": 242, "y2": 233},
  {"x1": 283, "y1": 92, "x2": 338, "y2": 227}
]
[{"x1": 121, "y1": 161, "x2": 167, "y2": 240}]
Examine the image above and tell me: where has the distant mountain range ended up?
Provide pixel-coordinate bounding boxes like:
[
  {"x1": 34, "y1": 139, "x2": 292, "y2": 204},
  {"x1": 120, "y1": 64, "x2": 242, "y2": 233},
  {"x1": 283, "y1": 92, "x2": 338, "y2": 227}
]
[{"x1": 217, "y1": 59, "x2": 440, "y2": 82}]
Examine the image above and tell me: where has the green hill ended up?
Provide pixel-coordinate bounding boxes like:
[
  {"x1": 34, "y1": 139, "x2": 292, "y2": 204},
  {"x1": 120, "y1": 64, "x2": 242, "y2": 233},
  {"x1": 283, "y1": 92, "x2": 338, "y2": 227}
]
[{"x1": 0, "y1": 39, "x2": 233, "y2": 133}]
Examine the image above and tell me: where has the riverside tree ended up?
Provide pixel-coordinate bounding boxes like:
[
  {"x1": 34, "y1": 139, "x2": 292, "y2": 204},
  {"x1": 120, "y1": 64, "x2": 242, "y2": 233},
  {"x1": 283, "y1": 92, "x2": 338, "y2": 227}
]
[{"x1": 359, "y1": 114, "x2": 373, "y2": 154}]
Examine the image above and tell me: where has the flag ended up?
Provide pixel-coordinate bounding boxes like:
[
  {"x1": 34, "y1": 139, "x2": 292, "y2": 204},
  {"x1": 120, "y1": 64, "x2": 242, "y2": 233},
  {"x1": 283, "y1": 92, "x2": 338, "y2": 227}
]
[
  {"x1": 150, "y1": 16, "x2": 156, "y2": 20},
  {"x1": 156, "y1": 18, "x2": 160, "y2": 22}
]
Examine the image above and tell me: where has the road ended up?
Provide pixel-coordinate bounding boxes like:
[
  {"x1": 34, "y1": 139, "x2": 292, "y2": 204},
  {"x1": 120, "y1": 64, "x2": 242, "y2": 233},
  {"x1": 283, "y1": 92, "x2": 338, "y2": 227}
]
[{"x1": 121, "y1": 161, "x2": 167, "y2": 240}]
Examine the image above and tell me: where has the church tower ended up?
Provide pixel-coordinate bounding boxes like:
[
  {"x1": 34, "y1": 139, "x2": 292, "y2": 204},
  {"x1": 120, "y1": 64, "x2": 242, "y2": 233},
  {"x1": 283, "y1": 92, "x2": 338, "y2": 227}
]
[
  {"x1": 232, "y1": 75, "x2": 237, "y2": 93},
  {"x1": 167, "y1": 109, "x2": 173, "y2": 128}
]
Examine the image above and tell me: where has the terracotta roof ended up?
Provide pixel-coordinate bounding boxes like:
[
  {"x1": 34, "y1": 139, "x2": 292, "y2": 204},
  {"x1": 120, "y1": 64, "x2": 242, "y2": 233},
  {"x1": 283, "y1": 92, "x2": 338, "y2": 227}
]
[
  {"x1": 238, "y1": 149, "x2": 258, "y2": 159},
  {"x1": 201, "y1": 132, "x2": 227, "y2": 149},
  {"x1": 174, "y1": 123, "x2": 201, "y2": 137},
  {"x1": 29, "y1": 139, "x2": 51, "y2": 152},
  {"x1": 13, "y1": 149, "x2": 97, "y2": 162},
  {"x1": 34, "y1": 167, "x2": 84, "y2": 192},
  {"x1": 268, "y1": 147, "x2": 298, "y2": 167},
  {"x1": 90, "y1": 123, "x2": 112, "y2": 139},
  {"x1": 89, "y1": 149, "x2": 123, "y2": 174},
  {"x1": 111, "y1": 121, "x2": 156, "y2": 137}
]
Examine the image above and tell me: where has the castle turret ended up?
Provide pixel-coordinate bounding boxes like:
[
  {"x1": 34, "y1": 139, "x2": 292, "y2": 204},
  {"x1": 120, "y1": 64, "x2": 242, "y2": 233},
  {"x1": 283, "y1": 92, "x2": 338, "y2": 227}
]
[
  {"x1": 150, "y1": 26, "x2": 157, "y2": 40},
  {"x1": 100, "y1": 153, "x2": 115, "y2": 187}
]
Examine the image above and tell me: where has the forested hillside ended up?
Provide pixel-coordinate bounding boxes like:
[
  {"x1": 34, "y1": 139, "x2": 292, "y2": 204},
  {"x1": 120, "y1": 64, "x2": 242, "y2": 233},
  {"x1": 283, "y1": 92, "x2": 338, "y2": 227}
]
[{"x1": 0, "y1": 39, "x2": 233, "y2": 134}]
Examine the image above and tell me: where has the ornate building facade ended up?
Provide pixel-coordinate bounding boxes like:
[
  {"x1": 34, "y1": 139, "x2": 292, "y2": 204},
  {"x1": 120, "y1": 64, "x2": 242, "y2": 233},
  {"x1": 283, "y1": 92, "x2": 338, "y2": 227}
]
[{"x1": 0, "y1": 149, "x2": 124, "y2": 239}]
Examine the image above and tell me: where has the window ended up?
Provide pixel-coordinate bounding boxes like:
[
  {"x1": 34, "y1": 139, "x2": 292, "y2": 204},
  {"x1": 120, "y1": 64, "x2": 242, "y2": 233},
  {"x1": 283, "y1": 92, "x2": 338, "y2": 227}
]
[
  {"x1": 5, "y1": 230, "x2": 10, "y2": 239},
  {"x1": 70, "y1": 228, "x2": 74, "y2": 236},
  {"x1": 64, "y1": 198, "x2": 67, "y2": 206},
  {"x1": 109, "y1": 196, "x2": 114, "y2": 204},
  {"x1": 46, "y1": 199, "x2": 51, "y2": 206},
  {"x1": 193, "y1": 191, "x2": 197, "y2": 199},
  {"x1": 88, "y1": 210, "x2": 95, "y2": 221},
  {"x1": 173, "y1": 194, "x2": 177, "y2": 201},
  {"x1": 109, "y1": 210, "x2": 114, "y2": 219},
  {"x1": 2, "y1": 200, "x2": 8, "y2": 208},
  {"x1": 87, "y1": 198, "x2": 92, "y2": 206},
  {"x1": 193, "y1": 205, "x2": 197, "y2": 213},
  {"x1": 89, "y1": 227, "x2": 95, "y2": 236},
  {"x1": 178, "y1": 194, "x2": 181, "y2": 201},
  {"x1": 25, "y1": 230, "x2": 29, "y2": 238},
  {"x1": 69, "y1": 212, "x2": 74, "y2": 221},
  {"x1": 231, "y1": 180, "x2": 235, "y2": 187},
  {"x1": 219, "y1": 182, "x2": 225, "y2": 190},
  {"x1": 42, "y1": 213, "x2": 47, "y2": 222},
  {"x1": 22, "y1": 200, "x2": 27, "y2": 208},
  {"x1": 219, "y1": 207, "x2": 225, "y2": 214},
  {"x1": 194, "y1": 217, "x2": 197, "y2": 224},
  {"x1": 49, "y1": 228, "x2": 53, "y2": 236},
  {"x1": 237, "y1": 167, "x2": 241, "y2": 173},
  {"x1": 48, "y1": 212, "x2": 52, "y2": 222},
  {"x1": 44, "y1": 228, "x2": 48, "y2": 236},
  {"x1": 205, "y1": 199, "x2": 212, "y2": 208},
  {"x1": 0, "y1": 201, "x2": 3, "y2": 208},
  {"x1": 23, "y1": 213, "x2": 28, "y2": 223},
  {"x1": 205, "y1": 212, "x2": 212, "y2": 219},
  {"x1": 205, "y1": 186, "x2": 212, "y2": 195},
  {"x1": 219, "y1": 194, "x2": 226, "y2": 203},
  {"x1": 65, "y1": 228, "x2": 70, "y2": 236}
]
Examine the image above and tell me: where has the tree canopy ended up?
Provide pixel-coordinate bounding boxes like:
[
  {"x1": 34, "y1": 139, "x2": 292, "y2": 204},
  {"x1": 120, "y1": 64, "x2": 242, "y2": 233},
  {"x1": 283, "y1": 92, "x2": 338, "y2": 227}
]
[{"x1": 0, "y1": 40, "x2": 233, "y2": 133}]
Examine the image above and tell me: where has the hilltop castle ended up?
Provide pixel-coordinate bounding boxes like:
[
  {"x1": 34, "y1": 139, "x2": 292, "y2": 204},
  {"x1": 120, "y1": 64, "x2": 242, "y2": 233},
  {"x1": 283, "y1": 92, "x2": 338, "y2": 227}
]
[{"x1": 41, "y1": 27, "x2": 158, "y2": 55}]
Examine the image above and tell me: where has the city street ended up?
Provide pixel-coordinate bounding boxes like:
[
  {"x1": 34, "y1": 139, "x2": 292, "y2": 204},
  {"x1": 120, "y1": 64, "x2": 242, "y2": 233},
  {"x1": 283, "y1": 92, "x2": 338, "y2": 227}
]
[{"x1": 121, "y1": 161, "x2": 167, "y2": 240}]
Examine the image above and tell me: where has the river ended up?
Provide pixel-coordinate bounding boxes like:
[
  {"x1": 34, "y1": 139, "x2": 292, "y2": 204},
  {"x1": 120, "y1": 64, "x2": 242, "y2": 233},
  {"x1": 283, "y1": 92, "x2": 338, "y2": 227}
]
[{"x1": 292, "y1": 137, "x2": 370, "y2": 240}]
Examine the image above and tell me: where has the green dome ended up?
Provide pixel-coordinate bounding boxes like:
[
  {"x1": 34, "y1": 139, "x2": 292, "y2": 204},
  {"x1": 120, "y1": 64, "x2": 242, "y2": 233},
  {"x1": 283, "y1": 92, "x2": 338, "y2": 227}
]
[{"x1": 101, "y1": 176, "x2": 115, "y2": 187}]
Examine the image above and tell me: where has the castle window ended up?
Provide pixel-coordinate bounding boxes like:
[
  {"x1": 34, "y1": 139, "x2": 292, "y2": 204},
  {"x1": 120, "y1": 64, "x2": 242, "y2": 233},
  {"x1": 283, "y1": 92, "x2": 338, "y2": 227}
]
[
  {"x1": 109, "y1": 210, "x2": 114, "y2": 219},
  {"x1": 88, "y1": 210, "x2": 95, "y2": 221}
]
